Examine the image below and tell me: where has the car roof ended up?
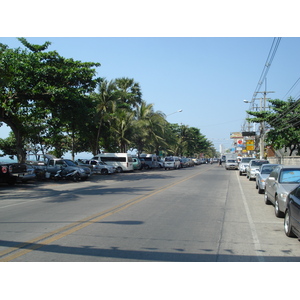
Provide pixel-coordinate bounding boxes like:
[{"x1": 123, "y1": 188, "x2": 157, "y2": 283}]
[
  {"x1": 277, "y1": 165, "x2": 300, "y2": 169},
  {"x1": 250, "y1": 159, "x2": 269, "y2": 162}
]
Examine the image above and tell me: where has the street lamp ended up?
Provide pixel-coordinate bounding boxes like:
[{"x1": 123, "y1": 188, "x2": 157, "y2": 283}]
[{"x1": 166, "y1": 109, "x2": 183, "y2": 117}]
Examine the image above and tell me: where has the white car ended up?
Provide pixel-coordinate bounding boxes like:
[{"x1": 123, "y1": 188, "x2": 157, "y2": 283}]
[
  {"x1": 239, "y1": 157, "x2": 253, "y2": 176},
  {"x1": 246, "y1": 159, "x2": 269, "y2": 180},
  {"x1": 164, "y1": 156, "x2": 181, "y2": 170},
  {"x1": 225, "y1": 159, "x2": 238, "y2": 170}
]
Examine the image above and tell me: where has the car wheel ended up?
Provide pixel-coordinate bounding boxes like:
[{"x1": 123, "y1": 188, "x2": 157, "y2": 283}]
[
  {"x1": 264, "y1": 190, "x2": 271, "y2": 205},
  {"x1": 258, "y1": 186, "x2": 264, "y2": 194},
  {"x1": 284, "y1": 208, "x2": 296, "y2": 237},
  {"x1": 275, "y1": 196, "x2": 284, "y2": 218},
  {"x1": 101, "y1": 168, "x2": 108, "y2": 175},
  {"x1": 239, "y1": 171, "x2": 242, "y2": 176},
  {"x1": 72, "y1": 173, "x2": 80, "y2": 182},
  {"x1": 116, "y1": 167, "x2": 123, "y2": 173}
]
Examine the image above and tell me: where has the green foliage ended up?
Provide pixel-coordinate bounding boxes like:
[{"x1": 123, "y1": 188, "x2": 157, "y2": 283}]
[
  {"x1": 0, "y1": 38, "x2": 100, "y2": 162},
  {"x1": 247, "y1": 98, "x2": 300, "y2": 155},
  {"x1": 0, "y1": 39, "x2": 215, "y2": 160}
]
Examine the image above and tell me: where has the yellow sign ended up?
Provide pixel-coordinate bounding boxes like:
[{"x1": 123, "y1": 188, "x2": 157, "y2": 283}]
[{"x1": 246, "y1": 140, "x2": 254, "y2": 151}]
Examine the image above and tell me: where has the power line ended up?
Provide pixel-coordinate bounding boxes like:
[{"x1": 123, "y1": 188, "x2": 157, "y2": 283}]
[
  {"x1": 282, "y1": 76, "x2": 300, "y2": 100},
  {"x1": 248, "y1": 37, "x2": 281, "y2": 111}
]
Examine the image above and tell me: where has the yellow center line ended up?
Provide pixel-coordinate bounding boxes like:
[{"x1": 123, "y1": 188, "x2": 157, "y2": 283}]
[{"x1": 0, "y1": 167, "x2": 211, "y2": 261}]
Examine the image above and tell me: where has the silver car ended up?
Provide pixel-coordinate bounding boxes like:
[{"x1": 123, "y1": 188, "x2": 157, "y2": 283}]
[
  {"x1": 88, "y1": 159, "x2": 115, "y2": 174},
  {"x1": 264, "y1": 165, "x2": 300, "y2": 218},
  {"x1": 255, "y1": 164, "x2": 278, "y2": 194},
  {"x1": 77, "y1": 159, "x2": 115, "y2": 174},
  {"x1": 246, "y1": 159, "x2": 269, "y2": 180}
]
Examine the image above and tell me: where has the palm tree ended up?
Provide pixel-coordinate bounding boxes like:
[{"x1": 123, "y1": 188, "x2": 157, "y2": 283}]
[
  {"x1": 111, "y1": 109, "x2": 135, "y2": 152},
  {"x1": 132, "y1": 100, "x2": 167, "y2": 155},
  {"x1": 90, "y1": 79, "x2": 118, "y2": 155},
  {"x1": 115, "y1": 77, "x2": 142, "y2": 109}
]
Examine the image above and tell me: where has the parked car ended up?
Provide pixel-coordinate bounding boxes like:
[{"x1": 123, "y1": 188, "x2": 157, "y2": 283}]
[
  {"x1": 19, "y1": 164, "x2": 37, "y2": 182},
  {"x1": 164, "y1": 156, "x2": 181, "y2": 170},
  {"x1": 137, "y1": 158, "x2": 148, "y2": 169},
  {"x1": 92, "y1": 153, "x2": 133, "y2": 172},
  {"x1": 76, "y1": 159, "x2": 115, "y2": 174},
  {"x1": 157, "y1": 157, "x2": 164, "y2": 168},
  {"x1": 255, "y1": 164, "x2": 278, "y2": 194},
  {"x1": 239, "y1": 157, "x2": 253, "y2": 176},
  {"x1": 132, "y1": 157, "x2": 142, "y2": 170},
  {"x1": 225, "y1": 159, "x2": 238, "y2": 170},
  {"x1": 187, "y1": 158, "x2": 195, "y2": 167},
  {"x1": 246, "y1": 159, "x2": 269, "y2": 180},
  {"x1": 75, "y1": 159, "x2": 95, "y2": 173},
  {"x1": 192, "y1": 158, "x2": 201, "y2": 165},
  {"x1": 284, "y1": 184, "x2": 300, "y2": 238},
  {"x1": 180, "y1": 158, "x2": 189, "y2": 168},
  {"x1": 265, "y1": 165, "x2": 300, "y2": 218},
  {"x1": 40, "y1": 155, "x2": 92, "y2": 181},
  {"x1": 0, "y1": 161, "x2": 31, "y2": 185},
  {"x1": 139, "y1": 154, "x2": 159, "y2": 169}
]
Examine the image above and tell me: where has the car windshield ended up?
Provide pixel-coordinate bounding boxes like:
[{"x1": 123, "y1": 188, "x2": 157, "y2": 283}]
[
  {"x1": 251, "y1": 161, "x2": 269, "y2": 166},
  {"x1": 241, "y1": 158, "x2": 252, "y2": 163},
  {"x1": 279, "y1": 169, "x2": 300, "y2": 183},
  {"x1": 165, "y1": 157, "x2": 174, "y2": 161},
  {"x1": 64, "y1": 160, "x2": 77, "y2": 166},
  {"x1": 227, "y1": 160, "x2": 236, "y2": 163},
  {"x1": 261, "y1": 166, "x2": 277, "y2": 174}
]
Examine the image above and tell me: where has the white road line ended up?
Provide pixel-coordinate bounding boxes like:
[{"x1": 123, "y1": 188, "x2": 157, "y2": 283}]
[{"x1": 236, "y1": 172, "x2": 265, "y2": 262}]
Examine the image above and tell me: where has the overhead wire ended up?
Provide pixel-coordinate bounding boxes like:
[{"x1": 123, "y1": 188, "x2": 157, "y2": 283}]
[
  {"x1": 243, "y1": 38, "x2": 281, "y2": 131},
  {"x1": 245, "y1": 38, "x2": 300, "y2": 135}
]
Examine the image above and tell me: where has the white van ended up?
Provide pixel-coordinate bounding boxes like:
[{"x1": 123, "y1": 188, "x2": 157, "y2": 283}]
[
  {"x1": 163, "y1": 156, "x2": 181, "y2": 170},
  {"x1": 92, "y1": 153, "x2": 134, "y2": 173},
  {"x1": 139, "y1": 154, "x2": 159, "y2": 169}
]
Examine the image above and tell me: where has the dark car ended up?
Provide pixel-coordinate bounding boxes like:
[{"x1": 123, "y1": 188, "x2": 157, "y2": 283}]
[
  {"x1": 0, "y1": 161, "x2": 33, "y2": 185},
  {"x1": 284, "y1": 184, "x2": 300, "y2": 239}
]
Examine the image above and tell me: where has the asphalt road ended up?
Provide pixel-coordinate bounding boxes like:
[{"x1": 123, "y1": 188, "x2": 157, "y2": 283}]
[{"x1": 1, "y1": 163, "x2": 300, "y2": 262}]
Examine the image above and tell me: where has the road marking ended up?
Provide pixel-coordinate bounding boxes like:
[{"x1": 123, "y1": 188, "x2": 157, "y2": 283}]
[
  {"x1": 0, "y1": 168, "x2": 211, "y2": 262},
  {"x1": 236, "y1": 171, "x2": 265, "y2": 262}
]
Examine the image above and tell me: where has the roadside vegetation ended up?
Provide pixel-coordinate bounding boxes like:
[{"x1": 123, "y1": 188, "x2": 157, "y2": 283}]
[
  {"x1": 0, "y1": 38, "x2": 216, "y2": 162},
  {"x1": 247, "y1": 97, "x2": 300, "y2": 156}
]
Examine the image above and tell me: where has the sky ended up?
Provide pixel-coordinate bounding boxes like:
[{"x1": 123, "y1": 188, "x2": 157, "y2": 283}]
[
  {"x1": 1, "y1": 2, "x2": 300, "y2": 157},
  {"x1": 1, "y1": 0, "x2": 300, "y2": 292}
]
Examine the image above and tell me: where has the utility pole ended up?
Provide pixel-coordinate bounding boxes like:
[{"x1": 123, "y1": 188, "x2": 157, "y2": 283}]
[{"x1": 255, "y1": 91, "x2": 274, "y2": 159}]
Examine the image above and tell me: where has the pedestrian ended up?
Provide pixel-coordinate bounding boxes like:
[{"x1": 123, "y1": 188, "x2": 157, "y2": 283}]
[{"x1": 219, "y1": 158, "x2": 222, "y2": 166}]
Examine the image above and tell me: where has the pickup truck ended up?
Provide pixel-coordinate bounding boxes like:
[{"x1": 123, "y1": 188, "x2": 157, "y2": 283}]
[
  {"x1": 0, "y1": 162, "x2": 31, "y2": 185},
  {"x1": 34, "y1": 155, "x2": 91, "y2": 181}
]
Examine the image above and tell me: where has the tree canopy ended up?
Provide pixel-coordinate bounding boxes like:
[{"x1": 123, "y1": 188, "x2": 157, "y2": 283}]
[
  {"x1": 247, "y1": 98, "x2": 300, "y2": 156},
  {"x1": 0, "y1": 38, "x2": 215, "y2": 161},
  {"x1": 0, "y1": 38, "x2": 100, "y2": 162}
]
